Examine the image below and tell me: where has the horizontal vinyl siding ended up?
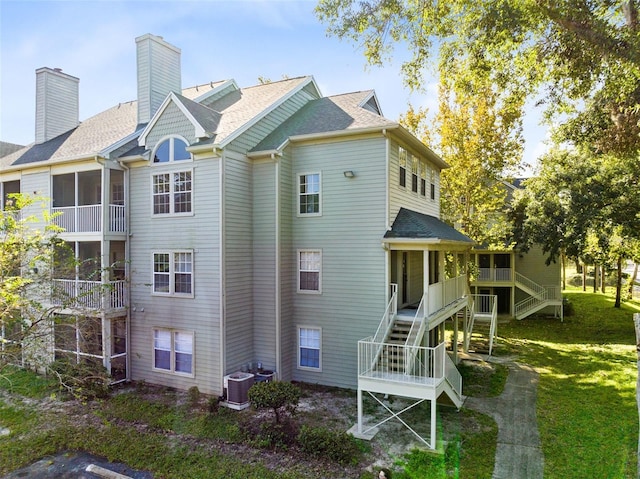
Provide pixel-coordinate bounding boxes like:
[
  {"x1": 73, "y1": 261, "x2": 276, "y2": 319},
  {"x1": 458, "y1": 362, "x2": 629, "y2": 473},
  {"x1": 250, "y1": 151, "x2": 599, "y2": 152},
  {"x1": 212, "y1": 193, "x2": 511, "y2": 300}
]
[
  {"x1": 289, "y1": 137, "x2": 388, "y2": 389},
  {"x1": 278, "y1": 150, "x2": 295, "y2": 381},
  {"x1": 223, "y1": 152, "x2": 254, "y2": 374},
  {"x1": 21, "y1": 172, "x2": 50, "y2": 229},
  {"x1": 515, "y1": 245, "x2": 561, "y2": 307},
  {"x1": 388, "y1": 139, "x2": 440, "y2": 221},
  {"x1": 128, "y1": 156, "x2": 222, "y2": 395},
  {"x1": 145, "y1": 103, "x2": 198, "y2": 149},
  {"x1": 252, "y1": 160, "x2": 277, "y2": 371},
  {"x1": 227, "y1": 89, "x2": 316, "y2": 154}
]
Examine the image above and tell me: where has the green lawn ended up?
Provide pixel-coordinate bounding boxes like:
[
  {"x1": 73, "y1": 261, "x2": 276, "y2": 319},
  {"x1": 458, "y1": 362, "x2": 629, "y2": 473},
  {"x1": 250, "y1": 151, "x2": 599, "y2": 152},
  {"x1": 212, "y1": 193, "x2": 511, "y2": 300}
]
[
  {"x1": 499, "y1": 289, "x2": 640, "y2": 478},
  {"x1": 0, "y1": 289, "x2": 638, "y2": 478}
]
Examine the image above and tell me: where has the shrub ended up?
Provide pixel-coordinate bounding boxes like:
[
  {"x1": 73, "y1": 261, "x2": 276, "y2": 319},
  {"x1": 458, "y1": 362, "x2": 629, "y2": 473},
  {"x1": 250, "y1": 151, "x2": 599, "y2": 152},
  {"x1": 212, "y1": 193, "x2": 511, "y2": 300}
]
[
  {"x1": 297, "y1": 425, "x2": 362, "y2": 465},
  {"x1": 49, "y1": 358, "x2": 110, "y2": 400},
  {"x1": 248, "y1": 380, "x2": 301, "y2": 424},
  {"x1": 187, "y1": 386, "x2": 201, "y2": 406}
]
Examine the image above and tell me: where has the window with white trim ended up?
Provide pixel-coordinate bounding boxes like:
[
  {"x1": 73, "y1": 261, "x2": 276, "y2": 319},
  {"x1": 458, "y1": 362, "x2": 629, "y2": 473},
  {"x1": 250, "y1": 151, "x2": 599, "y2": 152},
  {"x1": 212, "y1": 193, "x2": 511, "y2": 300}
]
[
  {"x1": 298, "y1": 327, "x2": 321, "y2": 370},
  {"x1": 152, "y1": 251, "x2": 193, "y2": 296},
  {"x1": 298, "y1": 173, "x2": 321, "y2": 215},
  {"x1": 430, "y1": 168, "x2": 436, "y2": 200},
  {"x1": 152, "y1": 170, "x2": 192, "y2": 215},
  {"x1": 411, "y1": 154, "x2": 419, "y2": 193},
  {"x1": 298, "y1": 250, "x2": 321, "y2": 293},
  {"x1": 153, "y1": 328, "x2": 193, "y2": 375},
  {"x1": 398, "y1": 147, "x2": 407, "y2": 187},
  {"x1": 420, "y1": 161, "x2": 427, "y2": 197},
  {"x1": 153, "y1": 137, "x2": 190, "y2": 163}
]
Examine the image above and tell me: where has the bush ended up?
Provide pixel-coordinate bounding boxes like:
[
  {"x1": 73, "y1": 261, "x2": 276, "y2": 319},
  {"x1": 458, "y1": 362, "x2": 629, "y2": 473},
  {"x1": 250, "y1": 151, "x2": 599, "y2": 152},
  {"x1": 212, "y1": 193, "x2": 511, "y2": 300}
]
[
  {"x1": 297, "y1": 425, "x2": 363, "y2": 465},
  {"x1": 49, "y1": 358, "x2": 110, "y2": 400},
  {"x1": 248, "y1": 380, "x2": 301, "y2": 424}
]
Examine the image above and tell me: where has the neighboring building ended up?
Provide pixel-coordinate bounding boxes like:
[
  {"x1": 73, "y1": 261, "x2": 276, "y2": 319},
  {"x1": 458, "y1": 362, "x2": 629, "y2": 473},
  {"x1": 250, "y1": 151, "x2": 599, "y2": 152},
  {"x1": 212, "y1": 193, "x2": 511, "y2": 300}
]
[
  {"x1": 1, "y1": 34, "x2": 484, "y2": 448},
  {"x1": 0, "y1": 141, "x2": 25, "y2": 158},
  {"x1": 469, "y1": 180, "x2": 563, "y2": 320}
]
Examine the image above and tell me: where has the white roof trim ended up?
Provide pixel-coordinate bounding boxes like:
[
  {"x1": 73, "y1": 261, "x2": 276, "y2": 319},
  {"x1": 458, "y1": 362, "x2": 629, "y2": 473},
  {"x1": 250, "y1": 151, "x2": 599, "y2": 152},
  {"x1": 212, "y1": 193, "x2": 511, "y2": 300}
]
[
  {"x1": 192, "y1": 79, "x2": 239, "y2": 104},
  {"x1": 218, "y1": 76, "x2": 321, "y2": 149},
  {"x1": 138, "y1": 92, "x2": 207, "y2": 146},
  {"x1": 359, "y1": 90, "x2": 383, "y2": 116}
]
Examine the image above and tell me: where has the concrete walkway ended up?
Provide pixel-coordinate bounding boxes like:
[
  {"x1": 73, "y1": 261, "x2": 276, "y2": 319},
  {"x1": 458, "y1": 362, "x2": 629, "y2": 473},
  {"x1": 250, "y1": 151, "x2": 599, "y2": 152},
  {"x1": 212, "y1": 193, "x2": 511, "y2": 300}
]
[{"x1": 465, "y1": 360, "x2": 544, "y2": 479}]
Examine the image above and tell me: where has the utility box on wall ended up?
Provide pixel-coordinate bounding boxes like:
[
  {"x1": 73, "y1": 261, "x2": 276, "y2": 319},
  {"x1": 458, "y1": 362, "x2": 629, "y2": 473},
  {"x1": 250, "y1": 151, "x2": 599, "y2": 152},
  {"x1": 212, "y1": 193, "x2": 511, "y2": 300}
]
[{"x1": 223, "y1": 372, "x2": 254, "y2": 410}]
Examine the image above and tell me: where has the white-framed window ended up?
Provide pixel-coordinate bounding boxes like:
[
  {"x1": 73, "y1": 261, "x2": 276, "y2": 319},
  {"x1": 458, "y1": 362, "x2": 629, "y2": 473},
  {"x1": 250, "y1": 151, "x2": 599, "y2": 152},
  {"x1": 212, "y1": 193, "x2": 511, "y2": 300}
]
[
  {"x1": 298, "y1": 172, "x2": 321, "y2": 216},
  {"x1": 152, "y1": 137, "x2": 191, "y2": 163},
  {"x1": 152, "y1": 251, "x2": 193, "y2": 297},
  {"x1": 411, "y1": 154, "x2": 419, "y2": 193},
  {"x1": 430, "y1": 168, "x2": 436, "y2": 200},
  {"x1": 398, "y1": 147, "x2": 407, "y2": 187},
  {"x1": 152, "y1": 170, "x2": 192, "y2": 215},
  {"x1": 153, "y1": 328, "x2": 194, "y2": 375},
  {"x1": 298, "y1": 326, "x2": 321, "y2": 370},
  {"x1": 298, "y1": 250, "x2": 321, "y2": 293},
  {"x1": 420, "y1": 161, "x2": 427, "y2": 197}
]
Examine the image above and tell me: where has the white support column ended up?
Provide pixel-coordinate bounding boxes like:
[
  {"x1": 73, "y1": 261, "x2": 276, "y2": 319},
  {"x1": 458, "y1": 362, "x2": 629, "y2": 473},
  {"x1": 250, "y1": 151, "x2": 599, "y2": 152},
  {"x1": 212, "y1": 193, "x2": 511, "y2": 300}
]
[
  {"x1": 430, "y1": 399, "x2": 437, "y2": 450},
  {"x1": 357, "y1": 388, "x2": 363, "y2": 434}
]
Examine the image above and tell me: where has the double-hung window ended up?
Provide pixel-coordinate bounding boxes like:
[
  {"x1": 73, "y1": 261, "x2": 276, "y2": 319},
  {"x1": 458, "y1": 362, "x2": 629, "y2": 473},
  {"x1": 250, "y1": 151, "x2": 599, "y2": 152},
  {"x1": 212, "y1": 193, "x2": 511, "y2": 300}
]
[
  {"x1": 151, "y1": 136, "x2": 193, "y2": 216},
  {"x1": 298, "y1": 250, "x2": 321, "y2": 293},
  {"x1": 398, "y1": 147, "x2": 407, "y2": 187},
  {"x1": 420, "y1": 161, "x2": 427, "y2": 197},
  {"x1": 411, "y1": 155, "x2": 419, "y2": 193},
  {"x1": 152, "y1": 171, "x2": 192, "y2": 215},
  {"x1": 298, "y1": 173, "x2": 321, "y2": 215},
  {"x1": 153, "y1": 329, "x2": 193, "y2": 375},
  {"x1": 153, "y1": 251, "x2": 193, "y2": 296},
  {"x1": 430, "y1": 168, "x2": 436, "y2": 200},
  {"x1": 298, "y1": 327, "x2": 321, "y2": 370}
]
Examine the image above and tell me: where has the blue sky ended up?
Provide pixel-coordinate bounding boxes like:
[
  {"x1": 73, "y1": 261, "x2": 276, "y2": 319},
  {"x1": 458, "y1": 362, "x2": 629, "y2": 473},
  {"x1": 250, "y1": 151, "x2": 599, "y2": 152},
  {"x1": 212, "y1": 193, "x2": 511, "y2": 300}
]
[{"x1": 0, "y1": 0, "x2": 547, "y2": 173}]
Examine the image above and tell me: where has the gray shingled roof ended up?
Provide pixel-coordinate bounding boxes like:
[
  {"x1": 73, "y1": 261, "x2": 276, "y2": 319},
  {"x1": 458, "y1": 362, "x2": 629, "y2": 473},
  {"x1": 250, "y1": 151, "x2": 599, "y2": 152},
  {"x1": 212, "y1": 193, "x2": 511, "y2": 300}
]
[
  {"x1": 384, "y1": 208, "x2": 474, "y2": 243},
  {"x1": 252, "y1": 91, "x2": 396, "y2": 152},
  {"x1": 0, "y1": 82, "x2": 224, "y2": 170}
]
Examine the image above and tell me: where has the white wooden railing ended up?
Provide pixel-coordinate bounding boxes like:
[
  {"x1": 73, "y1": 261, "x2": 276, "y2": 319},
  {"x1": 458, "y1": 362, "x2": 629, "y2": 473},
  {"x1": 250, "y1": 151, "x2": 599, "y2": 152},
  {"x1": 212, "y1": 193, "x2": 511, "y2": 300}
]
[
  {"x1": 514, "y1": 285, "x2": 561, "y2": 319},
  {"x1": 52, "y1": 279, "x2": 127, "y2": 310},
  {"x1": 477, "y1": 267, "x2": 512, "y2": 282},
  {"x1": 51, "y1": 204, "x2": 126, "y2": 233},
  {"x1": 372, "y1": 284, "x2": 398, "y2": 345},
  {"x1": 426, "y1": 274, "x2": 467, "y2": 317}
]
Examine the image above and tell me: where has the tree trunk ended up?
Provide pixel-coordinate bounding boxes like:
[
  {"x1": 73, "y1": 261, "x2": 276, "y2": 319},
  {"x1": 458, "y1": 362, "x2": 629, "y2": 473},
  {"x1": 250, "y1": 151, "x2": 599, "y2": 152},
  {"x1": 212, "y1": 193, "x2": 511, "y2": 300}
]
[
  {"x1": 601, "y1": 265, "x2": 606, "y2": 294},
  {"x1": 594, "y1": 264, "x2": 598, "y2": 293},
  {"x1": 634, "y1": 313, "x2": 640, "y2": 479},
  {"x1": 628, "y1": 263, "x2": 639, "y2": 300},
  {"x1": 615, "y1": 257, "x2": 622, "y2": 308},
  {"x1": 582, "y1": 263, "x2": 587, "y2": 291},
  {"x1": 561, "y1": 250, "x2": 566, "y2": 290}
]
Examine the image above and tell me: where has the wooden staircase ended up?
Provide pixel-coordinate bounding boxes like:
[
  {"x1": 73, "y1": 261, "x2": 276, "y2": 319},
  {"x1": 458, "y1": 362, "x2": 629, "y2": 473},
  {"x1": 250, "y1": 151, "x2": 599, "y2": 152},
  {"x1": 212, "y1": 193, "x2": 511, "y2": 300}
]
[{"x1": 377, "y1": 320, "x2": 411, "y2": 373}]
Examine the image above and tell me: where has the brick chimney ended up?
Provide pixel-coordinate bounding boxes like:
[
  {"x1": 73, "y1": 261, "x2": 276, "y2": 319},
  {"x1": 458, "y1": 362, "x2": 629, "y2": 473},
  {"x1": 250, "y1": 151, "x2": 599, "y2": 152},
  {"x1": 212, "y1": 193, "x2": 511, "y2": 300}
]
[
  {"x1": 135, "y1": 34, "x2": 182, "y2": 125},
  {"x1": 35, "y1": 67, "x2": 79, "y2": 144}
]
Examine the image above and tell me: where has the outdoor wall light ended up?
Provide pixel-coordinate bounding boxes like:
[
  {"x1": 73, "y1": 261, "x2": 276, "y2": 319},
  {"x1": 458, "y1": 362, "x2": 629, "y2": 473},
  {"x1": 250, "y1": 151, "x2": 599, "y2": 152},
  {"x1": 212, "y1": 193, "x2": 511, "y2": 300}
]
[{"x1": 343, "y1": 170, "x2": 355, "y2": 178}]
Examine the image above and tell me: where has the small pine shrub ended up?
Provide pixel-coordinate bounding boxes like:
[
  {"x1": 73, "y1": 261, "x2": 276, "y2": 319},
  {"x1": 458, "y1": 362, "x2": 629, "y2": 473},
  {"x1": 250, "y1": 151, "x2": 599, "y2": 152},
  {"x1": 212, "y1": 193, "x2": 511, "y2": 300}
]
[
  {"x1": 187, "y1": 386, "x2": 201, "y2": 406},
  {"x1": 297, "y1": 425, "x2": 363, "y2": 465},
  {"x1": 248, "y1": 380, "x2": 301, "y2": 423}
]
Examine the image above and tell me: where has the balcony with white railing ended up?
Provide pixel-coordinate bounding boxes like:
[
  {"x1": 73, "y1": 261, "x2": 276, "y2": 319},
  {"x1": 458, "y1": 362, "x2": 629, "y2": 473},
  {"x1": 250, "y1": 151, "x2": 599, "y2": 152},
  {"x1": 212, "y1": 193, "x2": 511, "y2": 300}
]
[
  {"x1": 476, "y1": 267, "x2": 513, "y2": 282},
  {"x1": 51, "y1": 279, "x2": 127, "y2": 311},
  {"x1": 358, "y1": 339, "x2": 461, "y2": 401},
  {"x1": 51, "y1": 204, "x2": 126, "y2": 234},
  {"x1": 426, "y1": 274, "x2": 469, "y2": 319}
]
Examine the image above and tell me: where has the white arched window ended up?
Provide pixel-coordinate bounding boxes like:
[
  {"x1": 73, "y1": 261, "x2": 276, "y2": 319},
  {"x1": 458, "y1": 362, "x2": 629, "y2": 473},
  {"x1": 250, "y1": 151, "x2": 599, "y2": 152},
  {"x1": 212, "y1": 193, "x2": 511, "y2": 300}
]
[{"x1": 152, "y1": 137, "x2": 190, "y2": 163}]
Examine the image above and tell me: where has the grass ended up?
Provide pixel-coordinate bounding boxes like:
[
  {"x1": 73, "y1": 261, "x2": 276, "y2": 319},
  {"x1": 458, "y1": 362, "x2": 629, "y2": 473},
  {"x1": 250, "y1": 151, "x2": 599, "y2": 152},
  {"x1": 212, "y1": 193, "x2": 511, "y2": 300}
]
[
  {"x1": 1, "y1": 287, "x2": 637, "y2": 478},
  {"x1": 499, "y1": 287, "x2": 640, "y2": 479}
]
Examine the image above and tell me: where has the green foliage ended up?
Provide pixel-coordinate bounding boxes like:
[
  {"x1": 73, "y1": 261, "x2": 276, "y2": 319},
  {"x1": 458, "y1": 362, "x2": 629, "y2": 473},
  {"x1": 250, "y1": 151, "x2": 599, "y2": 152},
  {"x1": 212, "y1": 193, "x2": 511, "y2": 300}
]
[
  {"x1": 297, "y1": 425, "x2": 363, "y2": 465},
  {"x1": 247, "y1": 380, "x2": 301, "y2": 424},
  {"x1": 49, "y1": 358, "x2": 110, "y2": 400}
]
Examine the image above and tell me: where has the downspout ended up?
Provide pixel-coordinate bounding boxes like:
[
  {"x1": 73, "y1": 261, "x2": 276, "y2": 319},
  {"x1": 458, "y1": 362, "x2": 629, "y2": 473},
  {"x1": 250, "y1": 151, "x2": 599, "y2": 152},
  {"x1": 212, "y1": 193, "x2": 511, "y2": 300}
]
[
  {"x1": 272, "y1": 152, "x2": 282, "y2": 378},
  {"x1": 95, "y1": 156, "x2": 110, "y2": 374},
  {"x1": 382, "y1": 129, "x2": 390, "y2": 304},
  {"x1": 219, "y1": 150, "x2": 226, "y2": 392}
]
